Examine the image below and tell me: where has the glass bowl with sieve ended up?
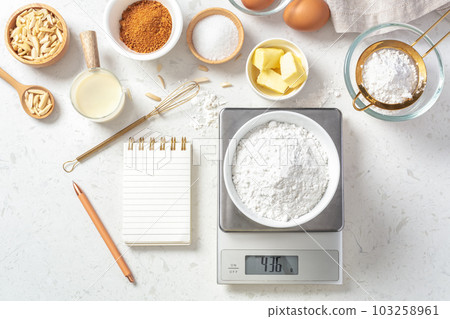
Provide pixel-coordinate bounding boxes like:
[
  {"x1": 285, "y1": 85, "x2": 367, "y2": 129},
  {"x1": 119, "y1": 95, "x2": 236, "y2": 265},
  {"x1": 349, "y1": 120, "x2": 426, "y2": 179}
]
[{"x1": 344, "y1": 23, "x2": 445, "y2": 122}]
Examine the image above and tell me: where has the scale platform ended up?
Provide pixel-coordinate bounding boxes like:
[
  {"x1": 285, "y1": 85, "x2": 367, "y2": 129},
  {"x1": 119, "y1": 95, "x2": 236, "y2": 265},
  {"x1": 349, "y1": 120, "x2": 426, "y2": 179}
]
[{"x1": 217, "y1": 108, "x2": 343, "y2": 284}]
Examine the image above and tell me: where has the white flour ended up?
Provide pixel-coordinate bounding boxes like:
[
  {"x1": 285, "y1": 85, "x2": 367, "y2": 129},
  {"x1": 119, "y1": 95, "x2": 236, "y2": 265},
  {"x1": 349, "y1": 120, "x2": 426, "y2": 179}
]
[
  {"x1": 189, "y1": 90, "x2": 226, "y2": 131},
  {"x1": 232, "y1": 121, "x2": 329, "y2": 222},
  {"x1": 362, "y1": 48, "x2": 418, "y2": 104}
]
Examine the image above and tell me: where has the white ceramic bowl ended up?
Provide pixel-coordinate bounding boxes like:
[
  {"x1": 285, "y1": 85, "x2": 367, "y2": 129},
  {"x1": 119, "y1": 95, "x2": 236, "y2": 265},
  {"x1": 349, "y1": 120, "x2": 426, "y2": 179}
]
[
  {"x1": 223, "y1": 111, "x2": 340, "y2": 228},
  {"x1": 246, "y1": 38, "x2": 309, "y2": 101},
  {"x1": 104, "y1": 0, "x2": 183, "y2": 60}
]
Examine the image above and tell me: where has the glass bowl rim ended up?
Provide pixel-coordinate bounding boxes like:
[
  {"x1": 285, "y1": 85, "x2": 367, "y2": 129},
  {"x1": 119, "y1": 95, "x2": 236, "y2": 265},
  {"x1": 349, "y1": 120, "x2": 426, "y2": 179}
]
[{"x1": 228, "y1": 0, "x2": 290, "y2": 16}]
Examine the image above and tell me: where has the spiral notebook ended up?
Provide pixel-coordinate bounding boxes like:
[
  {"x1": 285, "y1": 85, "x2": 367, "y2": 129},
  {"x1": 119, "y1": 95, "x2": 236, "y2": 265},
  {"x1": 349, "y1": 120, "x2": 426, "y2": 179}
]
[{"x1": 123, "y1": 137, "x2": 191, "y2": 246}]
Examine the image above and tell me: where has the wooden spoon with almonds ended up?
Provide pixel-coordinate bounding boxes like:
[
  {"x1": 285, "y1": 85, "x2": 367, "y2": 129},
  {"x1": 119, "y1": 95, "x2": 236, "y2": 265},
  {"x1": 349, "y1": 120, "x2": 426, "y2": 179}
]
[{"x1": 0, "y1": 67, "x2": 54, "y2": 119}]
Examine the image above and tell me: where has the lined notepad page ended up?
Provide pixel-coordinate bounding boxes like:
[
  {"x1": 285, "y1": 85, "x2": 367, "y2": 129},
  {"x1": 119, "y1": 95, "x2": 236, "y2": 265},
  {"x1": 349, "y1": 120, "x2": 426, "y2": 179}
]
[{"x1": 123, "y1": 142, "x2": 191, "y2": 246}]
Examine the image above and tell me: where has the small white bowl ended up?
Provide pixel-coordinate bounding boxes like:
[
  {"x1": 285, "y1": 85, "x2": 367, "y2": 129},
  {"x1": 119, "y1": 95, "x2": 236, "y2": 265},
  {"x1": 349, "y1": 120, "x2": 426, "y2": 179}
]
[
  {"x1": 223, "y1": 111, "x2": 340, "y2": 228},
  {"x1": 246, "y1": 38, "x2": 309, "y2": 101},
  {"x1": 104, "y1": 0, "x2": 183, "y2": 60}
]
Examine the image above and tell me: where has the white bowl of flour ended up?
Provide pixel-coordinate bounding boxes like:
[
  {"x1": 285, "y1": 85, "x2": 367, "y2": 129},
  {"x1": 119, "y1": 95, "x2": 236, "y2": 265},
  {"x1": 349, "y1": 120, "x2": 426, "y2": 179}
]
[{"x1": 223, "y1": 111, "x2": 340, "y2": 228}]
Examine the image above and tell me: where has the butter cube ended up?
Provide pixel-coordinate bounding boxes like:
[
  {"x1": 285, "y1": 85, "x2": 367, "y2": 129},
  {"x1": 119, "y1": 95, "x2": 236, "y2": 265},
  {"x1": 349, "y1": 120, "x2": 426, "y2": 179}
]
[
  {"x1": 280, "y1": 52, "x2": 307, "y2": 89},
  {"x1": 257, "y1": 69, "x2": 288, "y2": 94},
  {"x1": 253, "y1": 48, "x2": 285, "y2": 70}
]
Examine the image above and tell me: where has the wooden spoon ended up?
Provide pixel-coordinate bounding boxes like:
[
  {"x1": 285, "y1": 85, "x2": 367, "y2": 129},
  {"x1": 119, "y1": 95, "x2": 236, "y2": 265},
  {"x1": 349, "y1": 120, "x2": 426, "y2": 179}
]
[{"x1": 0, "y1": 67, "x2": 54, "y2": 119}]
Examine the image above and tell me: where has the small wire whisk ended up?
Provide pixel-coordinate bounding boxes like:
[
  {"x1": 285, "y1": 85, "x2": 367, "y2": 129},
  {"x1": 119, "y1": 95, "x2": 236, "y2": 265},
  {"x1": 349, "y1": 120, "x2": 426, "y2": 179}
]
[{"x1": 63, "y1": 81, "x2": 200, "y2": 173}]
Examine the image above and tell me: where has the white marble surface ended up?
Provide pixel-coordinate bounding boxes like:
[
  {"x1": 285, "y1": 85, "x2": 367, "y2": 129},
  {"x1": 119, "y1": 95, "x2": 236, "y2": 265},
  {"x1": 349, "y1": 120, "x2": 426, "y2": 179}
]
[{"x1": 0, "y1": 0, "x2": 449, "y2": 301}]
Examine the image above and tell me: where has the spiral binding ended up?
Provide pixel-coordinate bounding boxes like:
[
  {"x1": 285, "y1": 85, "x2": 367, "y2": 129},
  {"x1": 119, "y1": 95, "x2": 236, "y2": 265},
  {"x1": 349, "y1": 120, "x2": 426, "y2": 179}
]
[
  {"x1": 149, "y1": 138, "x2": 155, "y2": 150},
  {"x1": 128, "y1": 137, "x2": 134, "y2": 150},
  {"x1": 128, "y1": 137, "x2": 187, "y2": 151}
]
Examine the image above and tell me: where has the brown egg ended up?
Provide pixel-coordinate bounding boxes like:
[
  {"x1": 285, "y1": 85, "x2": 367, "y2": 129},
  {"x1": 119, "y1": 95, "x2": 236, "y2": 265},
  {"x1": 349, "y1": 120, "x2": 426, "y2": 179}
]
[
  {"x1": 283, "y1": 0, "x2": 330, "y2": 31},
  {"x1": 242, "y1": 0, "x2": 275, "y2": 11}
]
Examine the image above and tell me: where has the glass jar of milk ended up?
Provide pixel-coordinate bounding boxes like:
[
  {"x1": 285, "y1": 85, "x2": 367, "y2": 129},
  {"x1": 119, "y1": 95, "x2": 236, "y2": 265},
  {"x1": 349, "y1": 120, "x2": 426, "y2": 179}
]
[{"x1": 70, "y1": 68, "x2": 125, "y2": 122}]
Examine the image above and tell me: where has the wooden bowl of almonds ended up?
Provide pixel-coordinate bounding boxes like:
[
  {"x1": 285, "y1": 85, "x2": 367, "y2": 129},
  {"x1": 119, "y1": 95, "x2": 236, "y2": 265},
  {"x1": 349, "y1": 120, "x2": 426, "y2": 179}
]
[{"x1": 5, "y1": 3, "x2": 70, "y2": 68}]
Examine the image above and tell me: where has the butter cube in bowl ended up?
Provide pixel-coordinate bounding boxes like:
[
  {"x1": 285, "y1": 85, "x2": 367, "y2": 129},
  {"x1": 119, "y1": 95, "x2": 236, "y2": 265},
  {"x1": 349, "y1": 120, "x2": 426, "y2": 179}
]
[{"x1": 246, "y1": 38, "x2": 308, "y2": 101}]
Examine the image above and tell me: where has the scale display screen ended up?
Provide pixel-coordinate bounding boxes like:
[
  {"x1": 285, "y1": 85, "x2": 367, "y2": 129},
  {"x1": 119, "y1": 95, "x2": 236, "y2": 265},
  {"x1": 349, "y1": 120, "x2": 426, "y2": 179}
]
[{"x1": 245, "y1": 256, "x2": 298, "y2": 275}]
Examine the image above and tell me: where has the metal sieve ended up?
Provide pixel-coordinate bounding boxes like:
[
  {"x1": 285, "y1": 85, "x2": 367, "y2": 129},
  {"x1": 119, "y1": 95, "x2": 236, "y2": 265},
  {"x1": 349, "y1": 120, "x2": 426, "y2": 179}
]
[{"x1": 353, "y1": 9, "x2": 449, "y2": 112}]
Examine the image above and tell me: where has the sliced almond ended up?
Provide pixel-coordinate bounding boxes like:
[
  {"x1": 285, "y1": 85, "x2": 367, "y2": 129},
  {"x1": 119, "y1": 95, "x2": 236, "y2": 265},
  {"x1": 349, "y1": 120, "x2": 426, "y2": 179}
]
[
  {"x1": 27, "y1": 89, "x2": 46, "y2": 94},
  {"x1": 39, "y1": 34, "x2": 48, "y2": 44},
  {"x1": 29, "y1": 16, "x2": 36, "y2": 29},
  {"x1": 25, "y1": 95, "x2": 33, "y2": 110},
  {"x1": 48, "y1": 46, "x2": 58, "y2": 55},
  {"x1": 38, "y1": 92, "x2": 49, "y2": 109},
  {"x1": 234, "y1": 53, "x2": 242, "y2": 61},
  {"x1": 145, "y1": 92, "x2": 162, "y2": 102},
  {"x1": 157, "y1": 75, "x2": 165, "y2": 89},
  {"x1": 157, "y1": 63, "x2": 162, "y2": 72},
  {"x1": 10, "y1": 28, "x2": 19, "y2": 38},
  {"x1": 126, "y1": 88, "x2": 132, "y2": 101},
  {"x1": 41, "y1": 41, "x2": 50, "y2": 53},
  {"x1": 221, "y1": 82, "x2": 232, "y2": 88},
  {"x1": 39, "y1": 27, "x2": 54, "y2": 33},
  {"x1": 193, "y1": 77, "x2": 210, "y2": 84},
  {"x1": 40, "y1": 103, "x2": 52, "y2": 115},
  {"x1": 31, "y1": 36, "x2": 40, "y2": 54},
  {"x1": 17, "y1": 42, "x2": 31, "y2": 52},
  {"x1": 56, "y1": 28, "x2": 63, "y2": 42},
  {"x1": 33, "y1": 94, "x2": 39, "y2": 106},
  {"x1": 28, "y1": 93, "x2": 34, "y2": 106},
  {"x1": 198, "y1": 65, "x2": 209, "y2": 72}
]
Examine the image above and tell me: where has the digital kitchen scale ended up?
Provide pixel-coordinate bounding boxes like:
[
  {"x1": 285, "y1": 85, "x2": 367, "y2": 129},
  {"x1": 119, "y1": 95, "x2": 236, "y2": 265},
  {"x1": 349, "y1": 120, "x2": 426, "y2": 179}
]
[{"x1": 218, "y1": 108, "x2": 343, "y2": 284}]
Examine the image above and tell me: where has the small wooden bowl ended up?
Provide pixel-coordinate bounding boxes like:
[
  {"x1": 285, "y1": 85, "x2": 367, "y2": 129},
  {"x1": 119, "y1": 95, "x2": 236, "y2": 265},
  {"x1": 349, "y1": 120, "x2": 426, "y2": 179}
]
[
  {"x1": 186, "y1": 8, "x2": 244, "y2": 64},
  {"x1": 5, "y1": 3, "x2": 70, "y2": 68}
]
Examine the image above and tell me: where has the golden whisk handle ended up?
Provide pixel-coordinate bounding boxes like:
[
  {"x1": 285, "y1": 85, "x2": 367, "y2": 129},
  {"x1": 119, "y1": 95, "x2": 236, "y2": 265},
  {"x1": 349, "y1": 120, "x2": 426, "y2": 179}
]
[
  {"x1": 62, "y1": 115, "x2": 148, "y2": 173},
  {"x1": 63, "y1": 159, "x2": 80, "y2": 173},
  {"x1": 61, "y1": 81, "x2": 199, "y2": 173},
  {"x1": 352, "y1": 91, "x2": 373, "y2": 111}
]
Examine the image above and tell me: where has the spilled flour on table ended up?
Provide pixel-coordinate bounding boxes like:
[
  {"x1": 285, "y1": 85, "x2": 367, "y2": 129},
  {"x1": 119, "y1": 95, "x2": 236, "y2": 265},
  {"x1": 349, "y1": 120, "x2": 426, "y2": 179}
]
[
  {"x1": 232, "y1": 121, "x2": 329, "y2": 222},
  {"x1": 189, "y1": 90, "x2": 226, "y2": 131}
]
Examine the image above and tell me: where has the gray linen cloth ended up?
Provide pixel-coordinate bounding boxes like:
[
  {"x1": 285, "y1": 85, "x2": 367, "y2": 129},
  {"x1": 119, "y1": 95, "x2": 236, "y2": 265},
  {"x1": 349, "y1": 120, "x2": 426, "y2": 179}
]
[{"x1": 326, "y1": 0, "x2": 450, "y2": 33}]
